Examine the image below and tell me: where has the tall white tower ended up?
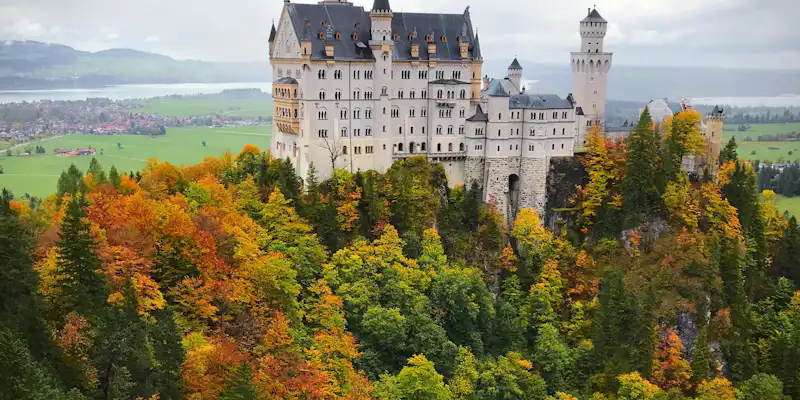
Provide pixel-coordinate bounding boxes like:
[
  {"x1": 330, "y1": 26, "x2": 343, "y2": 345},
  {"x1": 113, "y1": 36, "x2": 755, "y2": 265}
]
[
  {"x1": 571, "y1": 7, "x2": 613, "y2": 147},
  {"x1": 369, "y1": 0, "x2": 394, "y2": 172},
  {"x1": 507, "y1": 58, "x2": 523, "y2": 91}
]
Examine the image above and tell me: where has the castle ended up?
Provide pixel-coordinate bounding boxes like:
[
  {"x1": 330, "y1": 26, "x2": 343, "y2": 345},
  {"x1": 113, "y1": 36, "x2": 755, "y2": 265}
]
[{"x1": 269, "y1": 0, "x2": 613, "y2": 220}]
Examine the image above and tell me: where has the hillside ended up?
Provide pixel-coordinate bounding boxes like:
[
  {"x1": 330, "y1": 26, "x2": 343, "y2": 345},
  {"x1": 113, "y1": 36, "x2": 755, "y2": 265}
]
[{"x1": 0, "y1": 40, "x2": 268, "y2": 89}]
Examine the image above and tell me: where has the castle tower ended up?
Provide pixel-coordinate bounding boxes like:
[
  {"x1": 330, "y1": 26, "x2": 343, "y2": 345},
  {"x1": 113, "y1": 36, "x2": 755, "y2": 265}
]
[
  {"x1": 508, "y1": 58, "x2": 523, "y2": 91},
  {"x1": 571, "y1": 7, "x2": 613, "y2": 148},
  {"x1": 369, "y1": 0, "x2": 395, "y2": 172},
  {"x1": 706, "y1": 105, "x2": 724, "y2": 171}
]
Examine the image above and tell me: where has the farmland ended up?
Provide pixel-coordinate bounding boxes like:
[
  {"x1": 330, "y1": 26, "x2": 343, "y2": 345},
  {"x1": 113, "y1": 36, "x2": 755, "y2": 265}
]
[
  {"x1": 724, "y1": 122, "x2": 800, "y2": 163},
  {"x1": 130, "y1": 97, "x2": 273, "y2": 118},
  {"x1": 0, "y1": 125, "x2": 271, "y2": 197}
]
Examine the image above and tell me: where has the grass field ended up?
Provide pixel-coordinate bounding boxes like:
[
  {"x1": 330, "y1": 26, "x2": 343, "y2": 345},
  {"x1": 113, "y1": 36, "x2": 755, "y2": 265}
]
[
  {"x1": 774, "y1": 195, "x2": 800, "y2": 219},
  {"x1": 723, "y1": 123, "x2": 800, "y2": 163},
  {"x1": 736, "y1": 141, "x2": 800, "y2": 163},
  {"x1": 131, "y1": 97, "x2": 273, "y2": 118},
  {"x1": 0, "y1": 125, "x2": 271, "y2": 198}
]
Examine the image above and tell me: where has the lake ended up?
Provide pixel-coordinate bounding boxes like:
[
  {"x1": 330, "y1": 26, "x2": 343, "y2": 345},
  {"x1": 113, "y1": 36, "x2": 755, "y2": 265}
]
[{"x1": 0, "y1": 82, "x2": 272, "y2": 103}]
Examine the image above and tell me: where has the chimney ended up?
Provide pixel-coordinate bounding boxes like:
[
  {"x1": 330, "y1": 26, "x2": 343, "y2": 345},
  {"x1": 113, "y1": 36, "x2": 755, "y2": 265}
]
[
  {"x1": 411, "y1": 43, "x2": 420, "y2": 58},
  {"x1": 587, "y1": 7, "x2": 591, "y2": 15},
  {"x1": 325, "y1": 42, "x2": 334, "y2": 57},
  {"x1": 427, "y1": 42, "x2": 437, "y2": 57}
]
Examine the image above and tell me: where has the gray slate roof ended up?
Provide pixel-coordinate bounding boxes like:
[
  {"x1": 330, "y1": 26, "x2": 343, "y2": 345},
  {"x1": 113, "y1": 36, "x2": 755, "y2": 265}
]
[
  {"x1": 430, "y1": 79, "x2": 470, "y2": 85},
  {"x1": 466, "y1": 104, "x2": 488, "y2": 122},
  {"x1": 484, "y1": 78, "x2": 519, "y2": 97},
  {"x1": 510, "y1": 93, "x2": 573, "y2": 110},
  {"x1": 581, "y1": 8, "x2": 607, "y2": 23},
  {"x1": 286, "y1": 3, "x2": 479, "y2": 61},
  {"x1": 269, "y1": 22, "x2": 277, "y2": 42},
  {"x1": 509, "y1": 57, "x2": 522, "y2": 70},
  {"x1": 276, "y1": 77, "x2": 299, "y2": 84},
  {"x1": 372, "y1": 0, "x2": 391, "y2": 12}
]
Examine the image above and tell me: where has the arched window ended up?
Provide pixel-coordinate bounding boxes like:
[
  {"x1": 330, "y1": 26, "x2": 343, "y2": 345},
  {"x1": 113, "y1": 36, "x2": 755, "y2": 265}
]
[
  {"x1": 448, "y1": 143, "x2": 453, "y2": 152},
  {"x1": 460, "y1": 89, "x2": 466, "y2": 99},
  {"x1": 342, "y1": 146, "x2": 347, "y2": 155},
  {"x1": 409, "y1": 142, "x2": 415, "y2": 153},
  {"x1": 459, "y1": 143, "x2": 465, "y2": 151},
  {"x1": 398, "y1": 142, "x2": 404, "y2": 152},
  {"x1": 437, "y1": 143, "x2": 442, "y2": 152},
  {"x1": 341, "y1": 127, "x2": 347, "y2": 137},
  {"x1": 437, "y1": 89, "x2": 443, "y2": 99},
  {"x1": 421, "y1": 142, "x2": 426, "y2": 151}
]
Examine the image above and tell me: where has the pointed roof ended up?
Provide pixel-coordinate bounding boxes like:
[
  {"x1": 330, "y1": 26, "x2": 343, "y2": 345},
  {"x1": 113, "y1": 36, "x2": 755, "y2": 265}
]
[
  {"x1": 581, "y1": 7, "x2": 607, "y2": 23},
  {"x1": 473, "y1": 32, "x2": 482, "y2": 58},
  {"x1": 268, "y1": 21, "x2": 277, "y2": 42},
  {"x1": 508, "y1": 57, "x2": 522, "y2": 70},
  {"x1": 372, "y1": 0, "x2": 391, "y2": 12}
]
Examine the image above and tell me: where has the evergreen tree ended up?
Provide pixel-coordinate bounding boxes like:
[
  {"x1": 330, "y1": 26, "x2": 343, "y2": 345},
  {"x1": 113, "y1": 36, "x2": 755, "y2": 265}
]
[
  {"x1": 87, "y1": 157, "x2": 107, "y2": 185},
  {"x1": 691, "y1": 326, "x2": 714, "y2": 382},
  {"x1": 108, "y1": 165, "x2": 121, "y2": 189},
  {"x1": 57, "y1": 164, "x2": 85, "y2": 200},
  {"x1": 774, "y1": 217, "x2": 800, "y2": 283},
  {"x1": 622, "y1": 107, "x2": 661, "y2": 224},
  {"x1": 719, "y1": 137, "x2": 738, "y2": 165},
  {"x1": 56, "y1": 195, "x2": 108, "y2": 316}
]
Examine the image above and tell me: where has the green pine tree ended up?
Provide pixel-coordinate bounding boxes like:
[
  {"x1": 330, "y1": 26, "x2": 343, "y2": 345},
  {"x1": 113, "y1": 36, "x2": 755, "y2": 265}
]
[
  {"x1": 719, "y1": 137, "x2": 738, "y2": 165},
  {"x1": 622, "y1": 107, "x2": 661, "y2": 225},
  {"x1": 56, "y1": 195, "x2": 108, "y2": 316},
  {"x1": 108, "y1": 165, "x2": 121, "y2": 189},
  {"x1": 87, "y1": 158, "x2": 107, "y2": 185}
]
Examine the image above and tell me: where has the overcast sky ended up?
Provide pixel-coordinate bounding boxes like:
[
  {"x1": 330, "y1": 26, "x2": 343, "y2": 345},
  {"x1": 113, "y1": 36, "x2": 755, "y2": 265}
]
[{"x1": 1, "y1": 0, "x2": 798, "y2": 69}]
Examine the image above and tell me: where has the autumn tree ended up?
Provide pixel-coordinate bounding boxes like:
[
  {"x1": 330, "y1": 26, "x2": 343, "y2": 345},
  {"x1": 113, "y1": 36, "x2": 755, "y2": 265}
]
[
  {"x1": 374, "y1": 355, "x2": 452, "y2": 400},
  {"x1": 651, "y1": 328, "x2": 691, "y2": 391}
]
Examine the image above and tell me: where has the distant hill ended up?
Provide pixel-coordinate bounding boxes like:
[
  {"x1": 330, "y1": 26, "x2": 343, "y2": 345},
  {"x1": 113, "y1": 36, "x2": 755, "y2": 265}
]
[
  {"x1": 0, "y1": 40, "x2": 268, "y2": 89},
  {"x1": 482, "y1": 59, "x2": 800, "y2": 102}
]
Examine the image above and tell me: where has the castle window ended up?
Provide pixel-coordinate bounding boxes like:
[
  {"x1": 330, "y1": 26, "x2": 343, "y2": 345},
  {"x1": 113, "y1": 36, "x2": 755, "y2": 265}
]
[
  {"x1": 552, "y1": 144, "x2": 555, "y2": 150},
  {"x1": 399, "y1": 127, "x2": 403, "y2": 134},
  {"x1": 448, "y1": 126, "x2": 454, "y2": 135},
  {"x1": 459, "y1": 143, "x2": 464, "y2": 151},
  {"x1": 510, "y1": 145, "x2": 513, "y2": 151},
  {"x1": 460, "y1": 89, "x2": 466, "y2": 99},
  {"x1": 436, "y1": 126, "x2": 443, "y2": 135},
  {"x1": 421, "y1": 107, "x2": 427, "y2": 117},
  {"x1": 335, "y1": 32, "x2": 341, "y2": 40},
  {"x1": 532, "y1": 113, "x2": 536, "y2": 120},
  {"x1": 398, "y1": 143, "x2": 404, "y2": 152},
  {"x1": 553, "y1": 112, "x2": 558, "y2": 119},
  {"x1": 441, "y1": 35, "x2": 447, "y2": 43},
  {"x1": 421, "y1": 143, "x2": 426, "y2": 151},
  {"x1": 340, "y1": 108, "x2": 347, "y2": 119},
  {"x1": 342, "y1": 146, "x2": 347, "y2": 155},
  {"x1": 448, "y1": 143, "x2": 453, "y2": 151},
  {"x1": 497, "y1": 146, "x2": 500, "y2": 151},
  {"x1": 561, "y1": 143, "x2": 565, "y2": 149},
  {"x1": 366, "y1": 146, "x2": 374, "y2": 154},
  {"x1": 437, "y1": 143, "x2": 442, "y2": 152},
  {"x1": 498, "y1": 113, "x2": 501, "y2": 120},
  {"x1": 352, "y1": 32, "x2": 359, "y2": 40},
  {"x1": 341, "y1": 127, "x2": 347, "y2": 137},
  {"x1": 459, "y1": 126, "x2": 465, "y2": 134},
  {"x1": 562, "y1": 128, "x2": 565, "y2": 135},
  {"x1": 553, "y1": 128, "x2": 556, "y2": 136},
  {"x1": 366, "y1": 128, "x2": 372, "y2": 136}
]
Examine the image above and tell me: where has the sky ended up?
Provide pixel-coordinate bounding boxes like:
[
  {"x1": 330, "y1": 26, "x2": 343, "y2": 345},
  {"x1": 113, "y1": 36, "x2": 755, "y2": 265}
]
[{"x1": 0, "y1": 0, "x2": 798, "y2": 69}]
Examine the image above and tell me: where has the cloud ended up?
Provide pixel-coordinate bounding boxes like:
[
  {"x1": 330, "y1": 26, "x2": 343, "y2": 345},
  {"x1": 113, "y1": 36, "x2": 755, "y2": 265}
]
[{"x1": 0, "y1": 0, "x2": 795, "y2": 69}]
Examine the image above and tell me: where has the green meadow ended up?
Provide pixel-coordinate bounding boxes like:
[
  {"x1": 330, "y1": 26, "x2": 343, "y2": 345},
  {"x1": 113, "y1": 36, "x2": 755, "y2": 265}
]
[
  {"x1": 774, "y1": 195, "x2": 800, "y2": 219},
  {"x1": 0, "y1": 126, "x2": 271, "y2": 198},
  {"x1": 724, "y1": 122, "x2": 800, "y2": 163},
  {"x1": 131, "y1": 97, "x2": 273, "y2": 118}
]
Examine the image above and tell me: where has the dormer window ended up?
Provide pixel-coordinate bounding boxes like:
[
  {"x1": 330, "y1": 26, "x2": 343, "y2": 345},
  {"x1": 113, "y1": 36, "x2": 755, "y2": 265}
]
[
  {"x1": 319, "y1": 31, "x2": 325, "y2": 40},
  {"x1": 408, "y1": 33, "x2": 414, "y2": 40},
  {"x1": 425, "y1": 34, "x2": 432, "y2": 42},
  {"x1": 352, "y1": 32, "x2": 359, "y2": 40},
  {"x1": 441, "y1": 35, "x2": 447, "y2": 43},
  {"x1": 322, "y1": 20, "x2": 329, "y2": 27},
  {"x1": 354, "y1": 22, "x2": 360, "y2": 28},
  {"x1": 335, "y1": 32, "x2": 341, "y2": 40},
  {"x1": 393, "y1": 33, "x2": 399, "y2": 41}
]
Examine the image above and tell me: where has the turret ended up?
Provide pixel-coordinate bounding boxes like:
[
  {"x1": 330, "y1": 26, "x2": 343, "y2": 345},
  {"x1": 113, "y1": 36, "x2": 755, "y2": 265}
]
[
  {"x1": 706, "y1": 106, "x2": 725, "y2": 170},
  {"x1": 507, "y1": 58, "x2": 522, "y2": 91},
  {"x1": 268, "y1": 20, "x2": 277, "y2": 58},
  {"x1": 580, "y1": 7, "x2": 607, "y2": 53}
]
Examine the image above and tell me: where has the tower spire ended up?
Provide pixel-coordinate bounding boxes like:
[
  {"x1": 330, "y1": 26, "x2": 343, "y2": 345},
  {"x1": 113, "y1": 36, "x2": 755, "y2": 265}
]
[{"x1": 371, "y1": 0, "x2": 391, "y2": 12}]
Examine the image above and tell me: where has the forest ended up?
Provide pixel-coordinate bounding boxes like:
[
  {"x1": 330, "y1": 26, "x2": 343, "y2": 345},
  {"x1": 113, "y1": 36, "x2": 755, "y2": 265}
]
[{"x1": 1, "y1": 106, "x2": 799, "y2": 400}]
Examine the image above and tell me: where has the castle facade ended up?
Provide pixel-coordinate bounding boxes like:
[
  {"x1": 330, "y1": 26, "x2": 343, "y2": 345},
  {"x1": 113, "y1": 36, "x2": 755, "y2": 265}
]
[{"x1": 269, "y1": 0, "x2": 612, "y2": 219}]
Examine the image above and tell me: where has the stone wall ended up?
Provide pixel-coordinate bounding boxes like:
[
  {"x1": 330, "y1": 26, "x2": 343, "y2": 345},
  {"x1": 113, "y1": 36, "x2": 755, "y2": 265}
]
[
  {"x1": 544, "y1": 157, "x2": 588, "y2": 230},
  {"x1": 484, "y1": 157, "x2": 520, "y2": 224},
  {"x1": 464, "y1": 157, "x2": 486, "y2": 190},
  {"x1": 519, "y1": 156, "x2": 548, "y2": 214}
]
